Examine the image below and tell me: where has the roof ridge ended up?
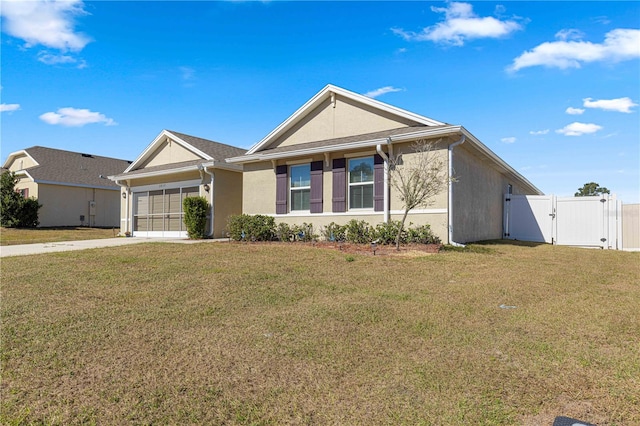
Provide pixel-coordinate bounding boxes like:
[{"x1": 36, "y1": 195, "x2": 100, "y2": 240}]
[{"x1": 165, "y1": 129, "x2": 247, "y2": 152}]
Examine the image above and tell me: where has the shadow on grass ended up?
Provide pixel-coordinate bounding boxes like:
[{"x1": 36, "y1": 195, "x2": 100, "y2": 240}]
[{"x1": 442, "y1": 239, "x2": 548, "y2": 253}]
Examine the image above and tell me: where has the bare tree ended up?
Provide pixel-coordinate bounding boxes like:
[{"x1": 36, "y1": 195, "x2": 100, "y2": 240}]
[{"x1": 389, "y1": 140, "x2": 450, "y2": 250}]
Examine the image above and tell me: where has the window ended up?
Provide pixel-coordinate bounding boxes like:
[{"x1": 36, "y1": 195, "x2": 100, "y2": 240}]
[
  {"x1": 290, "y1": 164, "x2": 310, "y2": 211},
  {"x1": 348, "y1": 157, "x2": 374, "y2": 209}
]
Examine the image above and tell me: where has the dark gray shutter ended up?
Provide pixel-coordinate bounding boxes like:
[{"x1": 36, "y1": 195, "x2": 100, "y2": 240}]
[
  {"x1": 374, "y1": 154, "x2": 385, "y2": 212},
  {"x1": 275, "y1": 165, "x2": 288, "y2": 214},
  {"x1": 310, "y1": 161, "x2": 323, "y2": 213},
  {"x1": 332, "y1": 158, "x2": 346, "y2": 212}
]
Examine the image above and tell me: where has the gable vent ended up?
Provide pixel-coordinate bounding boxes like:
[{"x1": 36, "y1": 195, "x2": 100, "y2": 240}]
[{"x1": 81, "y1": 153, "x2": 94, "y2": 158}]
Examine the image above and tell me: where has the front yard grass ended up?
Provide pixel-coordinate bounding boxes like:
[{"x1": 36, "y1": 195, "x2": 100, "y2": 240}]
[
  {"x1": 0, "y1": 227, "x2": 118, "y2": 246},
  {"x1": 1, "y1": 242, "x2": 638, "y2": 425}
]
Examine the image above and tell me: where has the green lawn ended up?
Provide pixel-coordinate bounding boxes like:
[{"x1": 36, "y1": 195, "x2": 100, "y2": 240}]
[
  {"x1": 0, "y1": 227, "x2": 118, "y2": 246},
  {"x1": 1, "y1": 242, "x2": 638, "y2": 425}
]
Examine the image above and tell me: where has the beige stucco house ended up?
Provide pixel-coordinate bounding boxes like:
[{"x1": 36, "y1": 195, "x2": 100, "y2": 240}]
[
  {"x1": 227, "y1": 84, "x2": 542, "y2": 244},
  {"x1": 109, "y1": 129, "x2": 246, "y2": 238},
  {"x1": 2, "y1": 146, "x2": 131, "y2": 227}
]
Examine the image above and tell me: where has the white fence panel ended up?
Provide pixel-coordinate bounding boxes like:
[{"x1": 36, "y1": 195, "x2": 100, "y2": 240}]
[
  {"x1": 504, "y1": 194, "x2": 621, "y2": 249},
  {"x1": 504, "y1": 195, "x2": 554, "y2": 243},
  {"x1": 555, "y1": 197, "x2": 605, "y2": 247}
]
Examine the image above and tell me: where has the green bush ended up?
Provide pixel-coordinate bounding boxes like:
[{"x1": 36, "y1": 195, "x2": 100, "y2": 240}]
[
  {"x1": 1, "y1": 171, "x2": 41, "y2": 228},
  {"x1": 344, "y1": 219, "x2": 373, "y2": 244},
  {"x1": 406, "y1": 224, "x2": 441, "y2": 245},
  {"x1": 227, "y1": 214, "x2": 275, "y2": 241},
  {"x1": 322, "y1": 222, "x2": 346, "y2": 242},
  {"x1": 182, "y1": 196, "x2": 209, "y2": 239},
  {"x1": 373, "y1": 220, "x2": 406, "y2": 245}
]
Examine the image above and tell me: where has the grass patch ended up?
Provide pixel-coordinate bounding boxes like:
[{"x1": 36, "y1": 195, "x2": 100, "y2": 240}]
[
  {"x1": 1, "y1": 242, "x2": 639, "y2": 424},
  {"x1": 0, "y1": 227, "x2": 118, "y2": 246}
]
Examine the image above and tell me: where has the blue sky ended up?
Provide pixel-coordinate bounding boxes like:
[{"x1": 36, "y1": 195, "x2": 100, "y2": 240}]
[{"x1": 2, "y1": 1, "x2": 639, "y2": 202}]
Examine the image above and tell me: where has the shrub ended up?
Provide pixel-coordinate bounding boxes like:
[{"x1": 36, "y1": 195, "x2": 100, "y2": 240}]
[
  {"x1": 406, "y1": 224, "x2": 441, "y2": 245},
  {"x1": 275, "y1": 222, "x2": 294, "y2": 242},
  {"x1": 183, "y1": 196, "x2": 209, "y2": 239},
  {"x1": 344, "y1": 219, "x2": 373, "y2": 244},
  {"x1": 373, "y1": 220, "x2": 406, "y2": 245},
  {"x1": 293, "y1": 222, "x2": 316, "y2": 242},
  {"x1": 227, "y1": 214, "x2": 275, "y2": 241},
  {"x1": 1, "y1": 171, "x2": 41, "y2": 228},
  {"x1": 322, "y1": 222, "x2": 346, "y2": 242}
]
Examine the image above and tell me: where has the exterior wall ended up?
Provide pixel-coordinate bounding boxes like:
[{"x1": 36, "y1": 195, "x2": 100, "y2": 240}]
[
  {"x1": 622, "y1": 204, "x2": 639, "y2": 250},
  {"x1": 14, "y1": 176, "x2": 39, "y2": 199},
  {"x1": 243, "y1": 161, "x2": 277, "y2": 215},
  {"x1": 240, "y1": 139, "x2": 452, "y2": 242},
  {"x1": 6, "y1": 153, "x2": 37, "y2": 171},
  {"x1": 273, "y1": 95, "x2": 418, "y2": 149},
  {"x1": 211, "y1": 169, "x2": 243, "y2": 238},
  {"x1": 139, "y1": 139, "x2": 200, "y2": 168},
  {"x1": 36, "y1": 183, "x2": 120, "y2": 227},
  {"x1": 451, "y1": 144, "x2": 531, "y2": 243}
]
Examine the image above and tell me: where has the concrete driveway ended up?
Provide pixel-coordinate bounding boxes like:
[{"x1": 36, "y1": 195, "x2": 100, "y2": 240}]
[{"x1": 0, "y1": 237, "x2": 223, "y2": 258}]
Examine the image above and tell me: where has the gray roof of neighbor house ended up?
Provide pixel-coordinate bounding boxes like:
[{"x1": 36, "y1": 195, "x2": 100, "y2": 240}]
[
  {"x1": 166, "y1": 130, "x2": 247, "y2": 160},
  {"x1": 16, "y1": 146, "x2": 132, "y2": 189}
]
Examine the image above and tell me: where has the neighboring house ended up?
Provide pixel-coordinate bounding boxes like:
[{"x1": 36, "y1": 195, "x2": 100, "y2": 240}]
[
  {"x1": 109, "y1": 129, "x2": 246, "y2": 238},
  {"x1": 227, "y1": 84, "x2": 542, "y2": 244},
  {"x1": 2, "y1": 146, "x2": 132, "y2": 227}
]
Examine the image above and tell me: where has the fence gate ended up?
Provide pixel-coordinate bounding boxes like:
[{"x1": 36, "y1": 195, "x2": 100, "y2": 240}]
[{"x1": 504, "y1": 194, "x2": 621, "y2": 249}]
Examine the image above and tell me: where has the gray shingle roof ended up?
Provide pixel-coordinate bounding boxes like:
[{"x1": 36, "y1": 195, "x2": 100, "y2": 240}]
[
  {"x1": 167, "y1": 130, "x2": 247, "y2": 160},
  {"x1": 22, "y1": 146, "x2": 132, "y2": 189}
]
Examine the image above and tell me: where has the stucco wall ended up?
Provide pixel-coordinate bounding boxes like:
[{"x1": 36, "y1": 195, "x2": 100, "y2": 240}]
[
  {"x1": 273, "y1": 95, "x2": 417, "y2": 149},
  {"x1": 243, "y1": 161, "x2": 277, "y2": 215},
  {"x1": 140, "y1": 139, "x2": 200, "y2": 168},
  {"x1": 14, "y1": 177, "x2": 39, "y2": 199},
  {"x1": 451, "y1": 144, "x2": 532, "y2": 243},
  {"x1": 37, "y1": 184, "x2": 120, "y2": 227},
  {"x1": 211, "y1": 169, "x2": 243, "y2": 237},
  {"x1": 6, "y1": 153, "x2": 38, "y2": 171}
]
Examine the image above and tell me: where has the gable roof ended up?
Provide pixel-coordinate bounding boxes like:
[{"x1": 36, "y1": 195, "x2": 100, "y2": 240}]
[
  {"x1": 2, "y1": 146, "x2": 131, "y2": 190},
  {"x1": 122, "y1": 129, "x2": 246, "y2": 175},
  {"x1": 245, "y1": 84, "x2": 446, "y2": 155}
]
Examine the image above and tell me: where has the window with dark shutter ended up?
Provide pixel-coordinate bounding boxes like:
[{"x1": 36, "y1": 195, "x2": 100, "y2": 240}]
[
  {"x1": 374, "y1": 154, "x2": 384, "y2": 212},
  {"x1": 310, "y1": 161, "x2": 323, "y2": 213},
  {"x1": 332, "y1": 158, "x2": 346, "y2": 212},
  {"x1": 275, "y1": 165, "x2": 288, "y2": 214}
]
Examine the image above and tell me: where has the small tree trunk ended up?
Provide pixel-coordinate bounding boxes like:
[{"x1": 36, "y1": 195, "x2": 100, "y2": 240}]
[{"x1": 395, "y1": 207, "x2": 410, "y2": 251}]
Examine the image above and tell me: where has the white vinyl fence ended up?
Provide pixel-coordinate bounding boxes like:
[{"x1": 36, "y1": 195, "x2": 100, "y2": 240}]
[{"x1": 503, "y1": 194, "x2": 623, "y2": 249}]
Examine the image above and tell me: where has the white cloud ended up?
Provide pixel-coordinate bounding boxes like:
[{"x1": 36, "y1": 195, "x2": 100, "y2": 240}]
[
  {"x1": 364, "y1": 86, "x2": 404, "y2": 98},
  {"x1": 556, "y1": 122, "x2": 603, "y2": 136},
  {"x1": 566, "y1": 107, "x2": 585, "y2": 115},
  {"x1": 529, "y1": 129, "x2": 549, "y2": 135},
  {"x1": 180, "y1": 66, "x2": 195, "y2": 81},
  {"x1": 39, "y1": 107, "x2": 117, "y2": 127},
  {"x1": 0, "y1": 0, "x2": 91, "y2": 51},
  {"x1": 583, "y1": 97, "x2": 637, "y2": 113},
  {"x1": 0, "y1": 103, "x2": 21, "y2": 113},
  {"x1": 555, "y1": 29, "x2": 585, "y2": 41},
  {"x1": 501, "y1": 137, "x2": 516, "y2": 144},
  {"x1": 37, "y1": 51, "x2": 87, "y2": 68},
  {"x1": 508, "y1": 28, "x2": 640, "y2": 72},
  {"x1": 391, "y1": 2, "x2": 521, "y2": 46}
]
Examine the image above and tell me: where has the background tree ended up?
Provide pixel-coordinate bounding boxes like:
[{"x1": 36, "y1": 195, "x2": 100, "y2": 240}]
[
  {"x1": 1, "y1": 170, "x2": 41, "y2": 228},
  {"x1": 389, "y1": 140, "x2": 450, "y2": 250},
  {"x1": 575, "y1": 182, "x2": 610, "y2": 197}
]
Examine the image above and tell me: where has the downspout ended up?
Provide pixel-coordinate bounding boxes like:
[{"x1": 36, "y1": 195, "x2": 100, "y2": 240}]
[
  {"x1": 448, "y1": 134, "x2": 466, "y2": 246},
  {"x1": 114, "y1": 180, "x2": 130, "y2": 236},
  {"x1": 203, "y1": 165, "x2": 215, "y2": 238},
  {"x1": 376, "y1": 137, "x2": 393, "y2": 223}
]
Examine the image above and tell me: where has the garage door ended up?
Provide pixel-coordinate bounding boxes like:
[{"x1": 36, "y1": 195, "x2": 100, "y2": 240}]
[{"x1": 133, "y1": 186, "x2": 199, "y2": 237}]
